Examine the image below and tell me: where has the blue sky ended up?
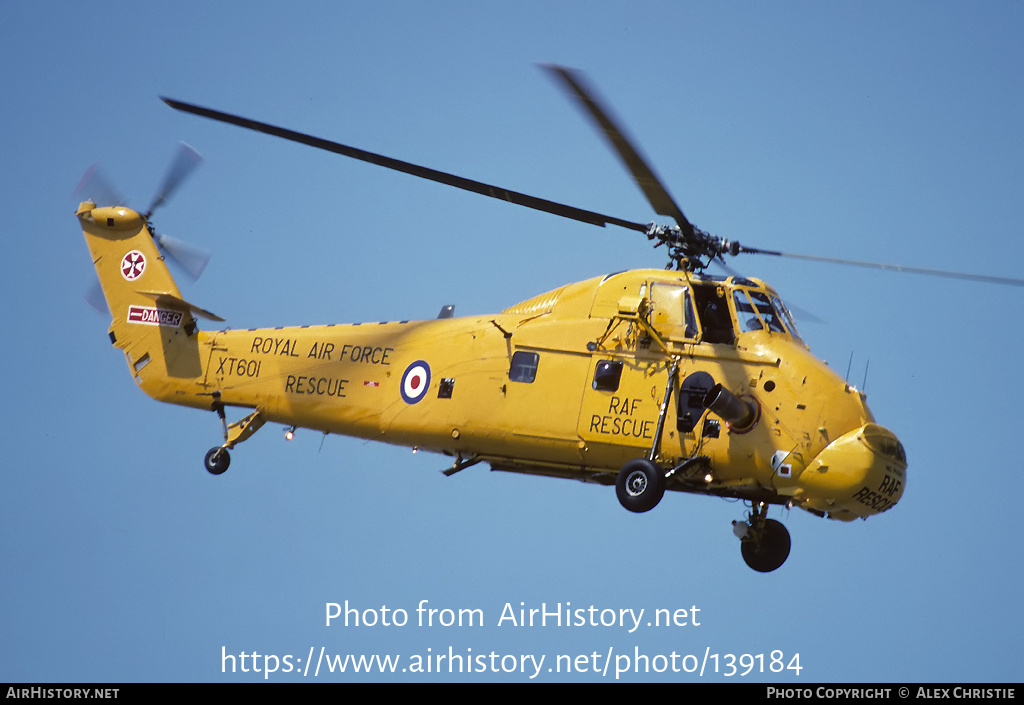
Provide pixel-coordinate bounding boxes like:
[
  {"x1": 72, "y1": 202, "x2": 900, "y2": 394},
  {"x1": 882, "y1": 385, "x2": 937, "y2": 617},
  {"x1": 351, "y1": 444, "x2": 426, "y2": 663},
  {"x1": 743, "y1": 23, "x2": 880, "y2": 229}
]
[{"x1": 2, "y1": 1, "x2": 1022, "y2": 683}]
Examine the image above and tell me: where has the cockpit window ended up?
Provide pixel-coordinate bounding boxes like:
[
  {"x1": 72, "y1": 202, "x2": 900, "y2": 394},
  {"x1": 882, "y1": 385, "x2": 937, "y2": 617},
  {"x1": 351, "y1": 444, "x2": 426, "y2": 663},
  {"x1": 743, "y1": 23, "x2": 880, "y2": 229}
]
[
  {"x1": 768, "y1": 292, "x2": 802, "y2": 341},
  {"x1": 733, "y1": 288, "x2": 797, "y2": 337},
  {"x1": 750, "y1": 291, "x2": 785, "y2": 332},
  {"x1": 734, "y1": 290, "x2": 766, "y2": 332}
]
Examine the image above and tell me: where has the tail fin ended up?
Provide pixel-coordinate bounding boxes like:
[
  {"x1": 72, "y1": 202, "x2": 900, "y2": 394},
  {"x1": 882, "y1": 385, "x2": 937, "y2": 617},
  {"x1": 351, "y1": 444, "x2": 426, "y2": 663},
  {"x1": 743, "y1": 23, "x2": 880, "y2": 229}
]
[{"x1": 77, "y1": 201, "x2": 220, "y2": 407}]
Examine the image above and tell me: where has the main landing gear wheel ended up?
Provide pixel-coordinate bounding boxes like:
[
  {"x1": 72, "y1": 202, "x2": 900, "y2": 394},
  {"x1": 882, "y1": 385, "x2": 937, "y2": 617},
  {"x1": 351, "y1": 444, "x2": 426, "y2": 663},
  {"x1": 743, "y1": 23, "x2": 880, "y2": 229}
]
[
  {"x1": 204, "y1": 447, "x2": 230, "y2": 475},
  {"x1": 615, "y1": 458, "x2": 666, "y2": 513},
  {"x1": 740, "y1": 518, "x2": 791, "y2": 573}
]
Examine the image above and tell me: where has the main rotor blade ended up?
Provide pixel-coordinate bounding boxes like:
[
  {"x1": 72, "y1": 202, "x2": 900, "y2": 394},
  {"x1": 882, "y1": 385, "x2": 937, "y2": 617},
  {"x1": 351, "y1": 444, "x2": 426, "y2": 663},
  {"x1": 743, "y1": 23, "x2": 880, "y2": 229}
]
[
  {"x1": 542, "y1": 64, "x2": 695, "y2": 237},
  {"x1": 739, "y1": 246, "x2": 1024, "y2": 287},
  {"x1": 162, "y1": 97, "x2": 647, "y2": 234}
]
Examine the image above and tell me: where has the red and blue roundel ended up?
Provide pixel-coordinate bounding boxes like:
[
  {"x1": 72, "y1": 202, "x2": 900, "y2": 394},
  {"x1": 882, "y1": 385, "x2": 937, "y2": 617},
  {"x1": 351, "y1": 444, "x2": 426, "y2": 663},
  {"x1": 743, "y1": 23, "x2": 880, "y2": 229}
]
[{"x1": 400, "y1": 360, "x2": 431, "y2": 404}]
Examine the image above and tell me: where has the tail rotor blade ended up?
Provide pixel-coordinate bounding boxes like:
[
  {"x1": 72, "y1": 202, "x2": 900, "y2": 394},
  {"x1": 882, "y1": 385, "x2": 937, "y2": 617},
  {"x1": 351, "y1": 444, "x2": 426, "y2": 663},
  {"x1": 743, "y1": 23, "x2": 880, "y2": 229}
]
[
  {"x1": 147, "y1": 142, "x2": 202, "y2": 215},
  {"x1": 84, "y1": 277, "x2": 109, "y2": 315},
  {"x1": 74, "y1": 164, "x2": 125, "y2": 207},
  {"x1": 156, "y1": 233, "x2": 212, "y2": 281}
]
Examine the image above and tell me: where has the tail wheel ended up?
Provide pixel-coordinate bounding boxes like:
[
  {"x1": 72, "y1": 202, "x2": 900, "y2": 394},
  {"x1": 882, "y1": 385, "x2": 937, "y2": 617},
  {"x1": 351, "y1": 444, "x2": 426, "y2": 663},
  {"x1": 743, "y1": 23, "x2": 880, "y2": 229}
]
[
  {"x1": 204, "y1": 447, "x2": 230, "y2": 475},
  {"x1": 615, "y1": 458, "x2": 666, "y2": 513},
  {"x1": 740, "y1": 518, "x2": 790, "y2": 572}
]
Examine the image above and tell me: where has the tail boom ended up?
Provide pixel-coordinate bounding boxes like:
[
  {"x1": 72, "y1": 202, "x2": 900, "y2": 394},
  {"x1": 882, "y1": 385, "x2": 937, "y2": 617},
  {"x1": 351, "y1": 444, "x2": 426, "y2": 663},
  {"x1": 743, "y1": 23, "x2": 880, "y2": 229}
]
[{"x1": 78, "y1": 201, "x2": 211, "y2": 409}]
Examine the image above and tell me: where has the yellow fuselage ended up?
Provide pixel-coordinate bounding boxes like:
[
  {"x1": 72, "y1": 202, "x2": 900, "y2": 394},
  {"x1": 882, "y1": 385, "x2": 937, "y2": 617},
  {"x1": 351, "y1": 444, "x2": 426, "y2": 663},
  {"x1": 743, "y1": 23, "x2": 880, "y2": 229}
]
[{"x1": 80, "y1": 202, "x2": 906, "y2": 523}]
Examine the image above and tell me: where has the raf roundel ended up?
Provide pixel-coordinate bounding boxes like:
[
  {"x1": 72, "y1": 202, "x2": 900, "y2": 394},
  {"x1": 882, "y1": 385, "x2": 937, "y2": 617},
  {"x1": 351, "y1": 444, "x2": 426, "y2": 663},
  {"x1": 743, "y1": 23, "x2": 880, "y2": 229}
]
[
  {"x1": 120, "y1": 250, "x2": 146, "y2": 281},
  {"x1": 400, "y1": 360, "x2": 431, "y2": 404}
]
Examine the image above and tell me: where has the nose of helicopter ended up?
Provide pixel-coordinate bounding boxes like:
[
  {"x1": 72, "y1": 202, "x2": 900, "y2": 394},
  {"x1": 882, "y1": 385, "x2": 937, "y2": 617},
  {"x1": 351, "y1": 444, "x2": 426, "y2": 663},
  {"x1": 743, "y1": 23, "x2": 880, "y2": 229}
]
[{"x1": 796, "y1": 423, "x2": 907, "y2": 521}]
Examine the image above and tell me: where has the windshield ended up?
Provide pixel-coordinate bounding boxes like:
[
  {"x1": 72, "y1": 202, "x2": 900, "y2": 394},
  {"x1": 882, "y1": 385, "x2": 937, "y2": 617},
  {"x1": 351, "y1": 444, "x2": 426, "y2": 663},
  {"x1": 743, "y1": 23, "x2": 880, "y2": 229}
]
[
  {"x1": 732, "y1": 287, "x2": 802, "y2": 341},
  {"x1": 769, "y1": 292, "x2": 802, "y2": 341}
]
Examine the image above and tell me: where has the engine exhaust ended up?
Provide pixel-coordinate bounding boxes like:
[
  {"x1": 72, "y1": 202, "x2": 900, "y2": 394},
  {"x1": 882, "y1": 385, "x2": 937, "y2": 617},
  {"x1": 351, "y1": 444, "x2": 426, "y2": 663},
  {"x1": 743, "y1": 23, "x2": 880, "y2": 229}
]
[{"x1": 703, "y1": 383, "x2": 759, "y2": 432}]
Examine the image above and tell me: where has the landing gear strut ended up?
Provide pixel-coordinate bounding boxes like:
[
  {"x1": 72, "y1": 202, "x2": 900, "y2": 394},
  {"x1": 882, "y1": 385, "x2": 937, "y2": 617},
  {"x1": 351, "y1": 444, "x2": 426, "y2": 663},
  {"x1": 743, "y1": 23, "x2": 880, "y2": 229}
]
[
  {"x1": 734, "y1": 502, "x2": 791, "y2": 572},
  {"x1": 615, "y1": 360, "x2": 676, "y2": 513},
  {"x1": 204, "y1": 404, "x2": 265, "y2": 475}
]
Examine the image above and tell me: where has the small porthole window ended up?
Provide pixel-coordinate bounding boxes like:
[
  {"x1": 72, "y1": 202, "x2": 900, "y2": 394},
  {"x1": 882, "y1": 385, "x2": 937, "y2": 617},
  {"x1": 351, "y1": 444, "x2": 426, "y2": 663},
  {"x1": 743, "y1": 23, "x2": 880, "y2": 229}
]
[
  {"x1": 593, "y1": 360, "x2": 623, "y2": 391},
  {"x1": 437, "y1": 378, "x2": 455, "y2": 399},
  {"x1": 509, "y1": 351, "x2": 539, "y2": 383}
]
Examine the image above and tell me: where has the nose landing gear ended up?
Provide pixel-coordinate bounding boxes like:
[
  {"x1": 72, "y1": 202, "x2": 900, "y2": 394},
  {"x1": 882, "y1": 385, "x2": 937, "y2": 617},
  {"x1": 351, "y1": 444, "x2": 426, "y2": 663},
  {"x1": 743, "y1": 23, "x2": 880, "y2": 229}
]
[{"x1": 733, "y1": 502, "x2": 791, "y2": 572}]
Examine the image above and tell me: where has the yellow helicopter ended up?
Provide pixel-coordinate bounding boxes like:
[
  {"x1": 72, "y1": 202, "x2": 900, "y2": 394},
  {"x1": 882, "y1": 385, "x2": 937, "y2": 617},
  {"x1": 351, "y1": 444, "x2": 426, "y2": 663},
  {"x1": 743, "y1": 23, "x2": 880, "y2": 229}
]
[{"x1": 76, "y1": 66, "x2": 1022, "y2": 572}]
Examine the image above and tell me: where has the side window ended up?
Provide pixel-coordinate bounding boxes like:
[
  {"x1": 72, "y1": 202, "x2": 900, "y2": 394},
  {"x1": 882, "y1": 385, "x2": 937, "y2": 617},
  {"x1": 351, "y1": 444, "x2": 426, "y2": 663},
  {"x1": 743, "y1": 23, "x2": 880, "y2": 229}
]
[
  {"x1": 593, "y1": 360, "x2": 623, "y2": 391},
  {"x1": 509, "y1": 351, "x2": 539, "y2": 383},
  {"x1": 692, "y1": 284, "x2": 735, "y2": 345},
  {"x1": 649, "y1": 283, "x2": 697, "y2": 340}
]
